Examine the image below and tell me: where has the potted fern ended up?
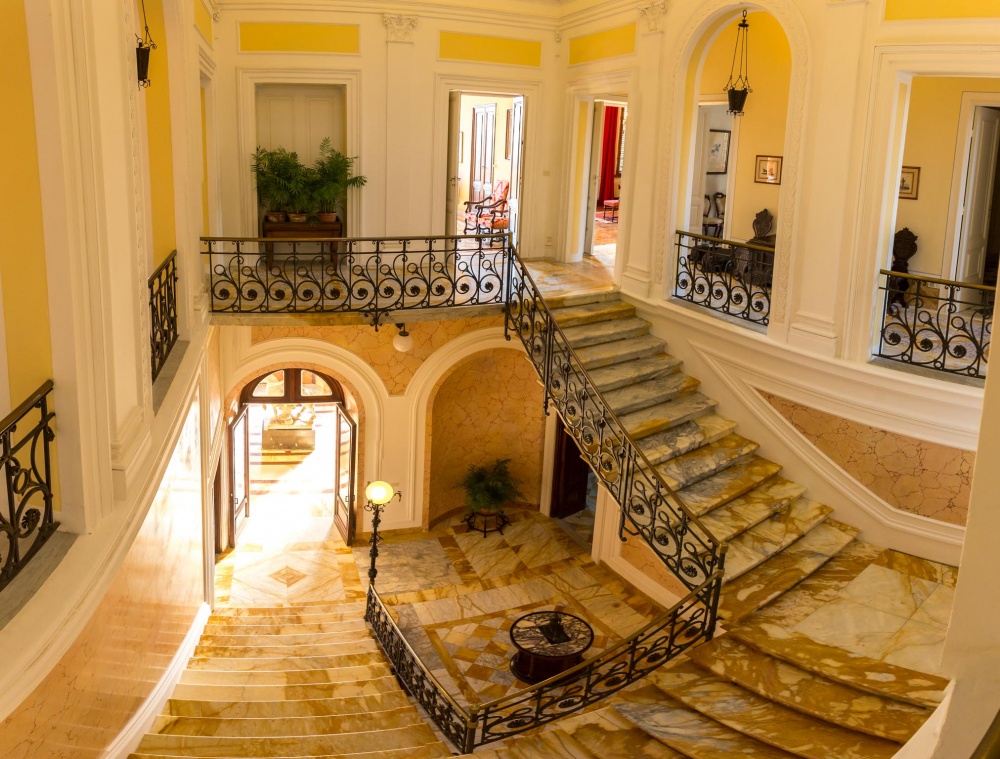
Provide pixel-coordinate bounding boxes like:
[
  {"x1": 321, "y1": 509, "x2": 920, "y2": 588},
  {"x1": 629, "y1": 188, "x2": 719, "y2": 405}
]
[
  {"x1": 313, "y1": 137, "x2": 367, "y2": 223},
  {"x1": 459, "y1": 458, "x2": 523, "y2": 518},
  {"x1": 286, "y1": 164, "x2": 319, "y2": 223},
  {"x1": 251, "y1": 146, "x2": 299, "y2": 223}
]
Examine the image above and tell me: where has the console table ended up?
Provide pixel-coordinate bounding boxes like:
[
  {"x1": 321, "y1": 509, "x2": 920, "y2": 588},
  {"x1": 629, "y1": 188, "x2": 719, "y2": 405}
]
[
  {"x1": 509, "y1": 610, "x2": 594, "y2": 684},
  {"x1": 262, "y1": 220, "x2": 343, "y2": 267}
]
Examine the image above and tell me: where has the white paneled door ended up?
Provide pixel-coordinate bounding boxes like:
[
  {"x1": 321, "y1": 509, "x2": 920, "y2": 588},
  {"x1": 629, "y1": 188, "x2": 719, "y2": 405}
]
[{"x1": 256, "y1": 84, "x2": 347, "y2": 164}]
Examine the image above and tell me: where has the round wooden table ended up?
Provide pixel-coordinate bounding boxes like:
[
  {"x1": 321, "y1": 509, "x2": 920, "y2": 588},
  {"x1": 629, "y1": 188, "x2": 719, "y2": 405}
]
[{"x1": 509, "y1": 610, "x2": 594, "y2": 684}]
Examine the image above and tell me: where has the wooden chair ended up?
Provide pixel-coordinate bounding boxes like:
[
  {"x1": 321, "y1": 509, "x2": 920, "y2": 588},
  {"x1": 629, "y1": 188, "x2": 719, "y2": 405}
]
[
  {"x1": 463, "y1": 179, "x2": 510, "y2": 234},
  {"x1": 702, "y1": 194, "x2": 723, "y2": 238}
]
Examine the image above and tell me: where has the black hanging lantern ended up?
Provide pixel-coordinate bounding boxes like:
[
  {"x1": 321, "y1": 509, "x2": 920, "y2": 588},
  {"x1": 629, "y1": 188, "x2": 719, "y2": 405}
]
[
  {"x1": 136, "y1": 0, "x2": 156, "y2": 88},
  {"x1": 724, "y1": 10, "x2": 752, "y2": 115}
]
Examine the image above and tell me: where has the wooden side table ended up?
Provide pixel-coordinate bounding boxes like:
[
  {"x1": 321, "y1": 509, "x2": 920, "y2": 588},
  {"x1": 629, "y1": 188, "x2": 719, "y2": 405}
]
[
  {"x1": 510, "y1": 610, "x2": 594, "y2": 684},
  {"x1": 262, "y1": 221, "x2": 343, "y2": 267}
]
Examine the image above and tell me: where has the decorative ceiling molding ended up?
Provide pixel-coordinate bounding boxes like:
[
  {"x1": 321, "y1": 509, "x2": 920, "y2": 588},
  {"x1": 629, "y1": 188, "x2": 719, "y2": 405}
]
[
  {"x1": 638, "y1": 0, "x2": 668, "y2": 33},
  {"x1": 383, "y1": 13, "x2": 419, "y2": 42}
]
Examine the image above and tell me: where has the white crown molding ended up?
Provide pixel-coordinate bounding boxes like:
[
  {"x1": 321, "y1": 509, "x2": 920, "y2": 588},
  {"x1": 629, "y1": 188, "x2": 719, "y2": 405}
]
[
  {"x1": 383, "y1": 13, "x2": 418, "y2": 42},
  {"x1": 102, "y1": 603, "x2": 210, "y2": 759}
]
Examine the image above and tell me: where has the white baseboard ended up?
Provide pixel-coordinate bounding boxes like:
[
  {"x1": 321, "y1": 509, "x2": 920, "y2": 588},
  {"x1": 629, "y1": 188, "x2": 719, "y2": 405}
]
[{"x1": 102, "y1": 602, "x2": 210, "y2": 759}]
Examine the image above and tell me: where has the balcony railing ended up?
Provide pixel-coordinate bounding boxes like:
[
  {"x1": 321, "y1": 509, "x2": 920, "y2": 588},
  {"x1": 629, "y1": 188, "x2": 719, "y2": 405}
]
[
  {"x1": 0, "y1": 380, "x2": 57, "y2": 593},
  {"x1": 149, "y1": 250, "x2": 179, "y2": 382},
  {"x1": 876, "y1": 269, "x2": 993, "y2": 380},
  {"x1": 200, "y1": 234, "x2": 508, "y2": 327},
  {"x1": 674, "y1": 230, "x2": 773, "y2": 326}
]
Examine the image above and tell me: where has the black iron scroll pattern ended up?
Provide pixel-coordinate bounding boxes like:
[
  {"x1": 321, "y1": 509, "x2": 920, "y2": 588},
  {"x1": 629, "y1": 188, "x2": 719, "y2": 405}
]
[
  {"x1": 674, "y1": 231, "x2": 772, "y2": 325},
  {"x1": 149, "y1": 250, "x2": 179, "y2": 382},
  {"x1": 877, "y1": 271, "x2": 993, "y2": 380},
  {"x1": 202, "y1": 236, "x2": 508, "y2": 328},
  {"x1": 504, "y1": 255, "x2": 724, "y2": 591},
  {"x1": 0, "y1": 381, "x2": 57, "y2": 593}
]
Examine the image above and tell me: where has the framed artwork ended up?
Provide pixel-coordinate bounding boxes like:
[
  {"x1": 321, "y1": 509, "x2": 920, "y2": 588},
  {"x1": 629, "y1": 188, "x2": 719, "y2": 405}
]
[
  {"x1": 899, "y1": 166, "x2": 920, "y2": 200},
  {"x1": 706, "y1": 130, "x2": 730, "y2": 174},
  {"x1": 505, "y1": 109, "x2": 513, "y2": 159},
  {"x1": 755, "y1": 155, "x2": 783, "y2": 185}
]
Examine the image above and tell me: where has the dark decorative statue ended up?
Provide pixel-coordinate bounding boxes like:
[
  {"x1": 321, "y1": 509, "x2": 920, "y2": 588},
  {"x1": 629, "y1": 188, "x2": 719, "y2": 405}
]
[{"x1": 888, "y1": 227, "x2": 918, "y2": 314}]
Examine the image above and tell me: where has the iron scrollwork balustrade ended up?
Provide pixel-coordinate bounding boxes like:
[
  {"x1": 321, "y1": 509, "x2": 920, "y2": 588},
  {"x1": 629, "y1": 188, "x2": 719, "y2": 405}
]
[
  {"x1": 149, "y1": 250, "x2": 179, "y2": 382},
  {"x1": 504, "y1": 254, "x2": 725, "y2": 592},
  {"x1": 365, "y1": 573, "x2": 720, "y2": 752},
  {"x1": 0, "y1": 380, "x2": 57, "y2": 593},
  {"x1": 201, "y1": 234, "x2": 508, "y2": 328},
  {"x1": 674, "y1": 231, "x2": 773, "y2": 325},
  {"x1": 876, "y1": 269, "x2": 993, "y2": 380}
]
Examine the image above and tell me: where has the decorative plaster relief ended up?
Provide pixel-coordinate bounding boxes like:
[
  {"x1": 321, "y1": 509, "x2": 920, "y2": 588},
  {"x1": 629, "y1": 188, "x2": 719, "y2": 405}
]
[
  {"x1": 251, "y1": 316, "x2": 502, "y2": 396},
  {"x1": 639, "y1": 0, "x2": 669, "y2": 33},
  {"x1": 383, "y1": 13, "x2": 418, "y2": 43},
  {"x1": 762, "y1": 392, "x2": 973, "y2": 526}
]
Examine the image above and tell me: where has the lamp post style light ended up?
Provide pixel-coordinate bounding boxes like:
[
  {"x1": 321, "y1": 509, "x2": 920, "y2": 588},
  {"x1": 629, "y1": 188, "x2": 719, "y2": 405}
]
[
  {"x1": 724, "y1": 10, "x2": 752, "y2": 115},
  {"x1": 364, "y1": 480, "x2": 401, "y2": 586}
]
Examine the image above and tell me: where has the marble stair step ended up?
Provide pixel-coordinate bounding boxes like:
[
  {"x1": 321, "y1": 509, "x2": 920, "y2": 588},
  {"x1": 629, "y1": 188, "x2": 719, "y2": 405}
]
[
  {"x1": 165, "y1": 691, "x2": 414, "y2": 719},
  {"x1": 614, "y1": 686, "x2": 798, "y2": 759},
  {"x1": 198, "y1": 631, "x2": 377, "y2": 647},
  {"x1": 687, "y1": 635, "x2": 930, "y2": 743},
  {"x1": 185, "y1": 649, "x2": 384, "y2": 671},
  {"x1": 178, "y1": 662, "x2": 394, "y2": 687},
  {"x1": 723, "y1": 499, "x2": 833, "y2": 582},
  {"x1": 576, "y1": 335, "x2": 667, "y2": 370},
  {"x1": 588, "y1": 354, "x2": 683, "y2": 392},
  {"x1": 562, "y1": 317, "x2": 650, "y2": 348},
  {"x1": 728, "y1": 623, "x2": 948, "y2": 708},
  {"x1": 196, "y1": 633, "x2": 374, "y2": 656},
  {"x1": 637, "y1": 415, "x2": 737, "y2": 467},
  {"x1": 620, "y1": 393, "x2": 718, "y2": 439},
  {"x1": 650, "y1": 660, "x2": 899, "y2": 759},
  {"x1": 676, "y1": 457, "x2": 784, "y2": 517},
  {"x1": 135, "y1": 724, "x2": 443, "y2": 756},
  {"x1": 604, "y1": 373, "x2": 700, "y2": 416},
  {"x1": 170, "y1": 675, "x2": 404, "y2": 702},
  {"x1": 543, "y1": 290, "x2": 621, "y2": 310},
  {"x1": 537, "y1": 729, "x2": 601, "y2": 758},
  {"x1": 129, "y1": 750, "x2": 450, "y2": 759},
  {"x1": 549, "y1": 299, "x2": 636, "y2": 327},
  {"x1": 564, "y1": 720, "x2": 687, "y2": 758},
  {"x1": 210, "y1": 601, "x2": 367, "y2": 617},
  {"x1": 150, "y1": 707, "x2": 424, "y2": 737},
  {"x1": 202, "y1": 618, "x2": 369, "y2": 634},
  {"x1": 506, "y1": 733, "x2": 576, "y2": 759},
  {"x1": 698, "y1": 478, "x2": 806, "y2": 543},
  {"x1": 719, "y1": 522, "x2": 860, "y2": 624},
  {"x1": 653, "y1": 434, "x2": 759, "y2": 491}
]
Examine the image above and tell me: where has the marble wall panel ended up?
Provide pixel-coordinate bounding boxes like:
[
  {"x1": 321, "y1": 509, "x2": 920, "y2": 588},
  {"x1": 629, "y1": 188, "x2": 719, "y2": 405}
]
[
  {"x1": 427, "y1": 348, "x2": 546, "y2": 526},
  {"x1": 250, "y1": 316, "x2": 503, "y2": 395},
  {"x1": 762, "y1": 392, "x2": 974, "y2": 526},
  {"x1": 0, "y1": 396, "x2": 205, "y2": 758}
]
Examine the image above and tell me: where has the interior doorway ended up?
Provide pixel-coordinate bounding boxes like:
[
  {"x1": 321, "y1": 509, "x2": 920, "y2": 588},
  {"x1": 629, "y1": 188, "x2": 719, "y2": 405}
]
[
  {"x1": 549, "y1": 418, "x2": 597, "y2": 549},
  {"x1": 582, "y1": 99, "x2": 627, "y2": 275},
  {"x1": 446, "y1": 91, "x2": 525, "y2": 244},
  {"x1": 690, "y1": 101, "x2": 738, "y2": 239}
]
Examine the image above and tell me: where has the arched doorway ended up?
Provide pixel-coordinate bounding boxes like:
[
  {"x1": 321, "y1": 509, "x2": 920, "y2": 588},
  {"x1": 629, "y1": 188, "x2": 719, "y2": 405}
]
[{"x1": 226, "y1": 367, "x2": 357, "y2": 551}]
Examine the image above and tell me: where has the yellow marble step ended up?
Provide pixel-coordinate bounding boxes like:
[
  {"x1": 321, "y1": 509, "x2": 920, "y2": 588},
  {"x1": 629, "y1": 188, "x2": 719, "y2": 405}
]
[
  {"x1": 210, "y1": 602, "x2": 367, "y2": 618},
  {"x1": 543, "y1": 289, "x2": 621, "y2": 310},
  {"x1": 675, "y1": 457, "x2": 783, "y2": 517},
  {"x1": 549, "y1": 299, "x2": 636, "y2": 327},
  {"x1": 588, "y1": 354, "x2": 683, "y2": 392},
  {"x1": 178, "y1": 662, "x2": 394, "y2": 687},
  {"x1": 193, "y1": 641, "x2": 382, "y2": 660},
  {"x1": 185, "y1": 649, "x2": 384, "y2": 672},
  {"x1": 198, "y1": 631, "x2": 376, "y2": 648},
  {"x1": 576, "y1": 335, "x2": 667, "y2": 370},
  {"x1": 203, "y1": 617, "x2": 369, "y2": 633},
  {"x1": 604, "y1": 373, "x2": 701, "y2": 416},
  {"x1": 649, "y1": 660, "x2": 899, "y2": 759},
  {"x1": 562, "y1": 317, "x2": 650, "y2": 349},
  {"x1": 197, "y1": 629, "x2": 372, "y2": 652},
  {"x1": 620, "y1": 392, "x2": 718, "y2": 439},
  {"x1": 150, "y1": 706, "x2": 425, "y2": 737},
  {"x1": 719, "y1": 522, "x2": 859, "y2": 624},
  {"x1": 165, "y1": 691, "x2": 413, "y2": 719},
  {"x1": 563, "y1": 720, "x2": 686, "y2": 758},
  {"x1": 687, "y1": 634, "x2": 930, "y2": 743},
  {"x1": 614, "y1": 686, "x2": 798, "y2": 758},
  {"x1": 654, "y1": 434, "x2": 759, "y2": 491},
  {"x1": 637, "y1": 414, "x2": 737, "y2": 467},
  {"x1": 507, "y1": 733, "x2": 574, "y2": 758},
  {"x1": 698, "y1": 478, "x2": 806, "y2": 543},
  {"x1": 129, "y1": 742, "x2": 451, "y2": 759},
  {"x1": 171, "y1": 674, "x2": 403, "y2": 702},
  {"x1": 728, "y1": 623, "x2": 948, "y2": 709},
  {"x1": 135, "y1": 723, "x2": 443, "y2": 756}
]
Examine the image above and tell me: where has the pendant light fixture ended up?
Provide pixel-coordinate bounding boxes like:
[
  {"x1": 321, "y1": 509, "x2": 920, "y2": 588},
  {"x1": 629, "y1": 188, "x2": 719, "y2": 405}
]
[
  {"x1": 136, "y1": 0, "x2": 157, "y2": 88},
  {"x1": 724, "y1": 10, "x2": 752, "y2": 115}
]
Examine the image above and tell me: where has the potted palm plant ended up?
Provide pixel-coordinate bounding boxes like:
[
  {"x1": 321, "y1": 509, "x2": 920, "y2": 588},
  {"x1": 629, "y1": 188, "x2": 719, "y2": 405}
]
[
  {"x1": 313, "y1": 137, "x2": 367, "y2": 223},
  {"x1": 459, "y1": 458, "x2": 523, "y2": 519},
  {"x1": 286, "y1": 164, "x2": 318, "y2": 223},
  {"x1": 251, "y1": 146, "x2": 300, "y2": 223}
]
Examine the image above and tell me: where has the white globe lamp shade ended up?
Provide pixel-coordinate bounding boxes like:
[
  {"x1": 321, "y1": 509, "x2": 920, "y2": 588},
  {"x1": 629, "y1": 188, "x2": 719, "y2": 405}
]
[
  {"x1": 392, "y1": 331, "x2": 414, "y2": 353},
  {"x1": 366, "y1": 480, "x2": 395, "y2": 505}
]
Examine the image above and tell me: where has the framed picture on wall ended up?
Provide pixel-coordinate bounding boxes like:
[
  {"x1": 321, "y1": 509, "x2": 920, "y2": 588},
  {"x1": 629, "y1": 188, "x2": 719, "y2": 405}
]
[
  {"x1": 899, "y1": 166, "x2": 920, "y2": 200},
  {"x1": 706, "y1": 130, "x2": 730, "y2": 174},
  {"x1": 755, "y1": 155, "x2": 783, "y2": 185}
]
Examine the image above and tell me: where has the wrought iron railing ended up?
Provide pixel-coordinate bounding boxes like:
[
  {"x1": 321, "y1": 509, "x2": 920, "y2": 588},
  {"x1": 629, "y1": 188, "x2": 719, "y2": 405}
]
[
  {"x1": 876, "y1": 269, "x2": 993, "y2": 380},
  {"x1": 149, "y1": 250, "x2": 179, "y2": 382},
  {"x1": 365, "y1": 571, "x2": 720, "y2": 752},
  {"x1": 674, "y1": 230, "x2": 773, "y2": 326},
  {"x1": 200, "y1": 234, "x2": 508, "y2": 328},
  {"x1": 0, "y1": 380, "x2": 57, "y2": 593}
]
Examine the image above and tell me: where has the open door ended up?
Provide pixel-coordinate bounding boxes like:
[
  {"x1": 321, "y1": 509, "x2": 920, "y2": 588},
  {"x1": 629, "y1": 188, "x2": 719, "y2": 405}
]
[
  {"x1": 508, "y1": 96, "x2": 525, "y2": 246},
  {"x1": 584, "y1": 102, "x2": 605, "y2": 256},
  {"x1": 445, "y1": 92, "x2": 462, "y2": 234},
  {"x1": 229, "y1": 405, "x2": 250, "y2": 542},
  {"x1": 550, "y1": 418, "x2": 592, "y2": 519},
  {"x1": 471, "y1": 104, "x2": 496, "y2": 202},
  {"x1": 334, "y1": 407, "x2": 357, "y2": 544},
  {"x1": 959, "y1": 107, "x2": 1000, "y2": 284}
]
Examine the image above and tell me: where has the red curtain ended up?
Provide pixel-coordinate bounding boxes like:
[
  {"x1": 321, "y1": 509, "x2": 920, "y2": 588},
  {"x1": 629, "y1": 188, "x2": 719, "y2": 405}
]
[{"x1": 598, "y1": 106, "x2": 620, "y2": 205}]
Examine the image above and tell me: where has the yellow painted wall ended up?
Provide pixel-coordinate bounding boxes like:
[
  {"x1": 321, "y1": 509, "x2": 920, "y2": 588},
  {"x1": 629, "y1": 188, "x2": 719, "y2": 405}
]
[
  {"x1": 240, "y1": 23, "x2": 360, "y2": 54},
  {"x1": 193, "y1": 0, "x2": 212, "y2": 44},
  {"x1": 439, "y1": 32, "x2": 542, "y2": 67},
  {"x1": 699, "y1": 11, "x2": 790, "y2": 240},
  {"x1": 898, "y1": 77, "x2": 1000, "y2": 276},
  {"x1": 201, "y1": 87, "x2": 210, "y2": 236},
  {"x1": 456, "y1": 95, "x2": 515, "y2": 213},
  {"x1": 0, "y1": 0, "x2": 54, "y2": 403},
  {"x1": 141, "y1": 0, "x2": 178, "y2": 268},
  {"x1": 570, "y1": 101, "x2": 589, "y2": 252},
  {"x1": 568, "y1": 24, "x2": 636, "y2": 66},
  {"x1": 886, "y1": 0, "x2": 1000, "y2": 20}
]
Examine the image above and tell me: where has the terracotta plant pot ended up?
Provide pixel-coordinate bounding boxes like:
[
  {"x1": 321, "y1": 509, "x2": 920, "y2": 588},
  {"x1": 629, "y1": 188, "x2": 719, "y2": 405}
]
[
  {"x1": 287, "y1": 213, "x2": 309, "y2": 223},
  {"x1": 317, "y1": 212, "x2": 338, "y2": 223},
  {"x1": 264, "y1": 211, "x2": 286, "y2": 223}
]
